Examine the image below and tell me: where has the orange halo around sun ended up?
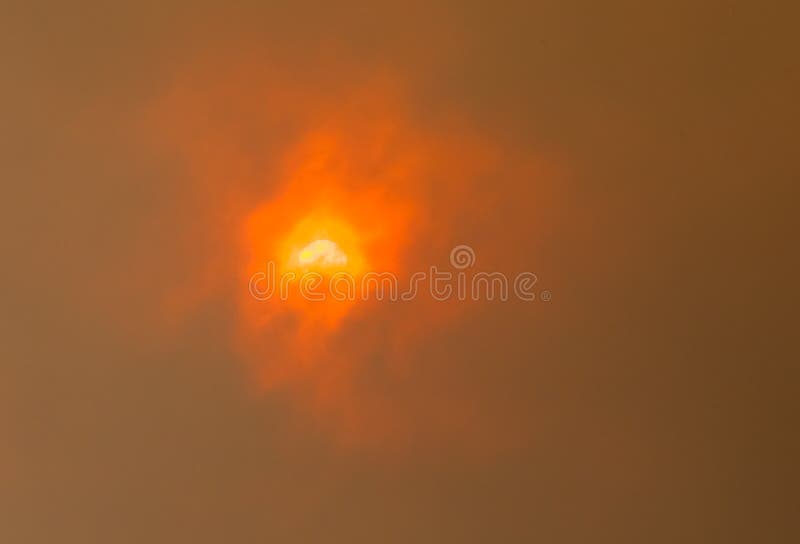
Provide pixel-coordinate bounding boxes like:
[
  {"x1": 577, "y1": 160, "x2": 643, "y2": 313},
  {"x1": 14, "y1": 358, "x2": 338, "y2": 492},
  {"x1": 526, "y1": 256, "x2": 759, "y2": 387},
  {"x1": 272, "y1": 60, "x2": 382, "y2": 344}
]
[{"x1": 148, "y1": 58, "x2": 551, "y2": 451}]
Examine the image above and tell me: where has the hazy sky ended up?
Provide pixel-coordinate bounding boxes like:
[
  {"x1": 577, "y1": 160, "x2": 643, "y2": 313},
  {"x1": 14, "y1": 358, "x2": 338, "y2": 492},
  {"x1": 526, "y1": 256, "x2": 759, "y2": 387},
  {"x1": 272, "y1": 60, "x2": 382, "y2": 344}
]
[{"x1": 2, "y1": 1, "x2": 798, "y2": 542}]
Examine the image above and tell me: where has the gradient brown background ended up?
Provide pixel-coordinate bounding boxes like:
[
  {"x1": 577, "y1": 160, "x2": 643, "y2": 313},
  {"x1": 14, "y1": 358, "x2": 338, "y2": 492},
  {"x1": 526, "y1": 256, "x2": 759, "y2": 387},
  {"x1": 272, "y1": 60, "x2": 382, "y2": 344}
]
[{"x1": 2, "y1": 1, "x2": 798, "y2": 542}]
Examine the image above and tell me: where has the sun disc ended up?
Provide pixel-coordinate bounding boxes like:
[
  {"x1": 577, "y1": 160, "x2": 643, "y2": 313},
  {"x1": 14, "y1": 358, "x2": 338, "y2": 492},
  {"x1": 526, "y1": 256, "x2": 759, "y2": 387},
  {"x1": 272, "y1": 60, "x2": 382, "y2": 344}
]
[{"x1": 297, "y1": 239, "x2": 348, "y2": 268}]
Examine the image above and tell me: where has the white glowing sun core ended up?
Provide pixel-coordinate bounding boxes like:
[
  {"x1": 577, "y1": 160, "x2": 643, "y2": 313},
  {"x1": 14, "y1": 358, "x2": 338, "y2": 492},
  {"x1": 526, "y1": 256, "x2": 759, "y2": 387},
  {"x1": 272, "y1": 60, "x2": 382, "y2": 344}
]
[{"x1": 296, "y1": 239, "x2": 348, "y2": 268}]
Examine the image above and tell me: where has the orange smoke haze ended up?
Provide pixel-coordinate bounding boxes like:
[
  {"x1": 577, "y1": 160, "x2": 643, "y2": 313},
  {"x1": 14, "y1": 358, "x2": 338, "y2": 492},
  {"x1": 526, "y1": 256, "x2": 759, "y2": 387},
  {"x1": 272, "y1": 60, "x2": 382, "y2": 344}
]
[{"x1": 5, "y1": 4, "x2": 797, "y2": 540}]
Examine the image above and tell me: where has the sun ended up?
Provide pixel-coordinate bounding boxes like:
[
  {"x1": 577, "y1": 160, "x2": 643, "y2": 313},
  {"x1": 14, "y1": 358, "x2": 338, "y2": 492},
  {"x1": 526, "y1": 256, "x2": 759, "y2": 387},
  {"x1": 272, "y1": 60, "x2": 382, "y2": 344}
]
[
  {"x1": 295, "y1": 239, "x2": 348, "y2": 268},
  {"x1": 276, "y1": 212, "x2": 368, "y2": 278}
]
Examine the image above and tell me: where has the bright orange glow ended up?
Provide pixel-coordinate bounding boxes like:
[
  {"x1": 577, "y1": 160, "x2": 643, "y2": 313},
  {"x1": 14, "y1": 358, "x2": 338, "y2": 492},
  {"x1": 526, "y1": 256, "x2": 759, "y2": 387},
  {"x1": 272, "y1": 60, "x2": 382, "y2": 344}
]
[{"x1": 234, "y1": 92, "x2": 437, "y2": 446}]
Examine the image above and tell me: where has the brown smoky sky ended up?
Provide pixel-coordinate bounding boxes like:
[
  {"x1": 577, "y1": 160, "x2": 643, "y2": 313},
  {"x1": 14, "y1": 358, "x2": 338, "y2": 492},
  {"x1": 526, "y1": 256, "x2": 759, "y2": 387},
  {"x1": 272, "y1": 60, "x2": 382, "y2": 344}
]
[{"x1": 1, "y1": 1, "x2": 798, "y2": 543}]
